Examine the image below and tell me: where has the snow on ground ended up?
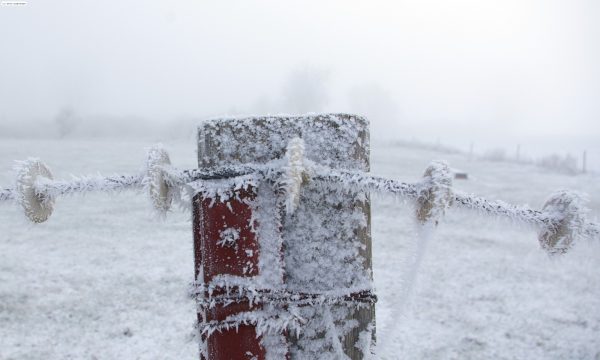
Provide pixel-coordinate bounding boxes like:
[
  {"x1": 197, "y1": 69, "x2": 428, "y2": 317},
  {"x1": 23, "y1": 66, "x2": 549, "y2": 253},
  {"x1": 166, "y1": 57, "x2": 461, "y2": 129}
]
[{"x1": 0, "y1": 138, "x2": 599, "y2": 359}]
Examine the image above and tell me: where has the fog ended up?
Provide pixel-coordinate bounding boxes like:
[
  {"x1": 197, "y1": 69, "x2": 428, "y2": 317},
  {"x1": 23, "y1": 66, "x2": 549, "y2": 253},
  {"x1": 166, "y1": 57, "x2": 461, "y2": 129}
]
[{"x1": 1, "y1": 0, "x2": 599, "y2": 169}]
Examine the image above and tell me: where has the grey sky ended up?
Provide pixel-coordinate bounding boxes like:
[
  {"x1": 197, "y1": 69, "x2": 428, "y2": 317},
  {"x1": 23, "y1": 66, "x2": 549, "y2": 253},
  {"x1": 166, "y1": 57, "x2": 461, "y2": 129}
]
[{"x1": 1, "y1": 0, "x2": 599, "y2": 162}]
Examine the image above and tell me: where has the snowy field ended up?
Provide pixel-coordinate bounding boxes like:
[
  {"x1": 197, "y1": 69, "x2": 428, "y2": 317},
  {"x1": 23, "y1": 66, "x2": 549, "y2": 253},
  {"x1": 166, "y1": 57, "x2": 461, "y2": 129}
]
[{"x1": 1, "y1": 138, "x2": 599, "y2": 359}]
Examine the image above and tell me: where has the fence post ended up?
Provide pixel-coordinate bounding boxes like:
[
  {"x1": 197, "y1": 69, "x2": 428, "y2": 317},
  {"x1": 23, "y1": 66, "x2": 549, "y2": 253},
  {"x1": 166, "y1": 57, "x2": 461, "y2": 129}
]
[
  {"x1": 468, "y1": 142, "x2": 474, "y2": 161},
  {"x1": 193, "y1": 114, "x2": 375, "y2": 359}
]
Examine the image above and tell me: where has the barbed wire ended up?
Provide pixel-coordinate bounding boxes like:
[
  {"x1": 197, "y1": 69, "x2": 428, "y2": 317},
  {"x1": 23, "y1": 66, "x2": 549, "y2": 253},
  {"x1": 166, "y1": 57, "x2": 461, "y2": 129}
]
[
  {"x1": 0, "y1": 140, "x2": 598, "y2": 251},
  {"x1": 191, "y1": 287, "x2": 377, "y2": 309},
  {"x1": 37, "y1": 174, "x2": 144, "y2": 198}
]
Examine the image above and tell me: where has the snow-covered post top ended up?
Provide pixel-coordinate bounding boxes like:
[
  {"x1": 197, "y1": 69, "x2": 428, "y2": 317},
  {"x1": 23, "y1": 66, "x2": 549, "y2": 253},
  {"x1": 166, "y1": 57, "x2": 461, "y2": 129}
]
[
  {"x1": 195, "y1": 113, "x2": 374, "y2": 359},
  {"x1": 197, "y1": 113, "x2": 369, "y2": 170}
]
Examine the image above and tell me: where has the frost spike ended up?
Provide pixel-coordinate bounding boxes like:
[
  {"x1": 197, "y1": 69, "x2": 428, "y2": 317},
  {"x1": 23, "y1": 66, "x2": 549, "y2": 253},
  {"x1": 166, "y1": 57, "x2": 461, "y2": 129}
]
[
  {"x1": 538, "y1": 190, "x2": 587, "y2": 255},
  {"x1": 146, "y1": 144, "x2": 173, "y2": 214},
  {"x1": 279, "y1": 137, "x2": 306, "y2": 214},
  {"x1": 416, "y1": 161, "x2": 453, "y2": 225},
  {"x1": 15, "y1": 158, "x2": 55, "y2": 223}
]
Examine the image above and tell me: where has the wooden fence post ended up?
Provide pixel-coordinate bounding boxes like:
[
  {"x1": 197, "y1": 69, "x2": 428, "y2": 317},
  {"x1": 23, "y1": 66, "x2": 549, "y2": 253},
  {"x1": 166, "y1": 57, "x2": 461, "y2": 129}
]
[{"x1": 193, "y1": 113, "x2": 375, "y2": 359}]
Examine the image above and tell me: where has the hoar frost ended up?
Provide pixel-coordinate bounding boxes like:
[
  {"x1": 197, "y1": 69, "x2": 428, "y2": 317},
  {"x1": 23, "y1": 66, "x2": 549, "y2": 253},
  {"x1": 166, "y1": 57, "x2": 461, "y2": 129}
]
[
  {"x1": 194, "y1": 114, "x2": 375, "y2": 358},
  {"x1": 217, "y1": 227, "x2": 241, "y2": 248}
]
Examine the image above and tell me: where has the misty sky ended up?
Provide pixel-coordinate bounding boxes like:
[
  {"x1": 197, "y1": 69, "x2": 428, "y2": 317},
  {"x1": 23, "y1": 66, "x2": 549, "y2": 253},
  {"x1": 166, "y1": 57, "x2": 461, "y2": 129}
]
[{"x1": 1, "y1": 0, "x2": 599, "y2": 163}]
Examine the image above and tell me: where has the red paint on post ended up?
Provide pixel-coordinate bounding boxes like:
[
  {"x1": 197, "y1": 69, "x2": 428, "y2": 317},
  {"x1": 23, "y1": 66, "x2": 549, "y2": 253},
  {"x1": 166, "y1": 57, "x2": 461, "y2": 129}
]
[
  {"x1": 205, "y1": 301, "x2": 264, "y2": 360},
  {"x1": 193, "y1": 188, "x2": 266, "y2": 360}
]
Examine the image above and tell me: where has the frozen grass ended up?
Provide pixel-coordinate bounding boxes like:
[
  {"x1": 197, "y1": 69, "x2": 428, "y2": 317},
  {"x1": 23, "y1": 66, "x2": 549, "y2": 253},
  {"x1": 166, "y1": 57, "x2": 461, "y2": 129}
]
[{"x1": 1, "y1": 138, "x2": 599, "y2": 359}]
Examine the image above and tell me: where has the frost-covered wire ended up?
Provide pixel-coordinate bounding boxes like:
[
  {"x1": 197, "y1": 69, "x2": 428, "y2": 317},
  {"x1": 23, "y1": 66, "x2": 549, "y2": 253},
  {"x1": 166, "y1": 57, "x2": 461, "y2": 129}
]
[
  {"x1": 190, "y1": 284, "x2": 377, "y2": 309},
  {"x1": 1, "y1": 143, "x2": 598, "y2": 246},
  {"x1": 3, "y1": 161, "x2": 599, "y2": 242},
  {"x1": 308, "y1": 163, "x2": 420, "y2": 199},
  {"x1": 307, "y1": 165, "x2": 600, "y2": 246},
  {"x1": 453, "y1": 190, "x2": 599, "y2": 251},
  {"x1": 453, "y1": 191, "x2": 552, "y2": 228},
  {"x1": 2, "y1": 159, "x2": 599, "y2": 243},
  {"x1": 35, "y1": 174, "x2": 144, "y2": 198},
  {"x1": 197, "y1": 308, "x2": 306, "y2": 338},
  {"x1": 161, "y1": 164, "x2": 266, "y2": 185}
]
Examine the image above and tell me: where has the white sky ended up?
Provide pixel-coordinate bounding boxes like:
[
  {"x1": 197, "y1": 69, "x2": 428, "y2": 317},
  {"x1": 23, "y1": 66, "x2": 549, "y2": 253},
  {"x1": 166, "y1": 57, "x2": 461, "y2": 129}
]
[{"x1": 1, "y1": 0, "x2": 599, "y2": 164}]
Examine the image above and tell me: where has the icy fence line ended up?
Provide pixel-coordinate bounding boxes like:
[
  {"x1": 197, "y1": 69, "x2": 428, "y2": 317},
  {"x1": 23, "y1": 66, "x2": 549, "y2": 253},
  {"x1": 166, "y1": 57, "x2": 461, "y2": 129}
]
[
  {"x1": 36, "y1": 174, "x2": 143, "y2": 198},
  {"x1": 0, "y1": 142, "x2": 598, "y2": 249},
  {"x1": 176, "y1": 162, "x2": 600, "y2": 244},
  {"x1": 304, "y1": 164, "x2": 600, "y2": 242},
  {"x1": 453, "y1": 192, "x2": 550, "y2": 227},
  {"x1": 0, "y1": 166, "x2": 259, "y2": 200}
]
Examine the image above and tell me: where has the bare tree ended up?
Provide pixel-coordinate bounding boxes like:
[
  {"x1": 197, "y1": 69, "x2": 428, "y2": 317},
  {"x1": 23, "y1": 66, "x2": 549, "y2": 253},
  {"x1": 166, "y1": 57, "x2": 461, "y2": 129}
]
[
  {"x1": 347, "y1": 83, "x2": 399, "y2": 124},
  {"x1": 282, "y1": 66, "x2": 330, "y2": 114},
  {"x1": 54, "y1": 107, "x2": 79, "y2": 138}
]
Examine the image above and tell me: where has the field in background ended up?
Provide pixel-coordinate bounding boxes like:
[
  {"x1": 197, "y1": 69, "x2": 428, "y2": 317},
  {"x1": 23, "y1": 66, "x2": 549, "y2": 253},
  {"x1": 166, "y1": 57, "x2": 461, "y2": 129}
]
[{"x1": 1, "y1": 138, "x2": 599, "y2": 359}]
